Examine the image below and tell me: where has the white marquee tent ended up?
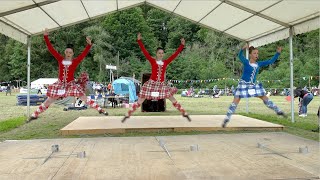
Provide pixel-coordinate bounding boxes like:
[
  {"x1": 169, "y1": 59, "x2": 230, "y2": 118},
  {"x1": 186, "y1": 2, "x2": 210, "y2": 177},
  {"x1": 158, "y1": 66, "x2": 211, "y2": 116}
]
[
  {"x1": 31, "y1": 78, "x2": 58, "y2": 89},
  {"x1": 0, "y1": 0, "x2": 319, "y2": 121}
]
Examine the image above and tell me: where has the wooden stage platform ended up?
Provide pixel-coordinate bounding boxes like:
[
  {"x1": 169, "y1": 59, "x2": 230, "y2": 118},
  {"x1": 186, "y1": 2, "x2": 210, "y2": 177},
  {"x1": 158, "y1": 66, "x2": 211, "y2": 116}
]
[
  {"x1": 1, "y1": 133, "x2": 318, "y2": 179},
  {"x1": 60, "y1": 115, "x2": 284, "y2": 135}
]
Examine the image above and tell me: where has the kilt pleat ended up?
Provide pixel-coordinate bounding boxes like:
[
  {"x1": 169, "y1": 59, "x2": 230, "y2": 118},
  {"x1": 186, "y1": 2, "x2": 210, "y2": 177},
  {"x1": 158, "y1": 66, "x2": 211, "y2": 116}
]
[
  {"x1": 234, "y1": 80, "x2": 266, "y2": 98},
  {"x1": 46, "y1": 72, "x2": 88, "y2": 98},
  {"x1": 139, "y1": 80, "x2": 177, "y2": 100}
]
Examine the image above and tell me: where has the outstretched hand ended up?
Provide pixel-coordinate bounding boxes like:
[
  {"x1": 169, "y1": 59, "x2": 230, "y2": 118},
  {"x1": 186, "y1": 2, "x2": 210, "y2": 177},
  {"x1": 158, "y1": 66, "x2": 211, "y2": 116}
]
[
  {"x1": 137, "y1": 32, "x2": 142, "y2": 40},
  {"x1": 277, "y1": 47, "x2": 282, "y2": 53},
  {"x1": 86, "y1": 37, "x2": 92, "y2": 45},
  {"x1": 44, "y1": 28, "x2": 48, "y2": 36},
  {"x1": 242, "y1": 44, "x2": 249, "y2": 50},
  {"x1": 180, "y1": 38, "x2": 185, "y2": 45}
]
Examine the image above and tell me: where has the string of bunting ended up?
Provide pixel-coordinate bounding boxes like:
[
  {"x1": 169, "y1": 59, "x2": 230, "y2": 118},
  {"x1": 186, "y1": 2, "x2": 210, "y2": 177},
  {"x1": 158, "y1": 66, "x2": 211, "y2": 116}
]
[{"x1": 168, "y1": 76, "x2": 320, "y2": 84}]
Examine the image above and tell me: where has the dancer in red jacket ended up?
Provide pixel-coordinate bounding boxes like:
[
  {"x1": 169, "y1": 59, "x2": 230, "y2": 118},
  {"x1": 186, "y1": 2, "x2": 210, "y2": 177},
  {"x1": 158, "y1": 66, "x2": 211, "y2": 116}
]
[
  {"x1": 122, "y1": 33, "x2": 190, "y2": 122},
  {"x1": 27, "y1": 28, "x2": 108, "y2": 122}
]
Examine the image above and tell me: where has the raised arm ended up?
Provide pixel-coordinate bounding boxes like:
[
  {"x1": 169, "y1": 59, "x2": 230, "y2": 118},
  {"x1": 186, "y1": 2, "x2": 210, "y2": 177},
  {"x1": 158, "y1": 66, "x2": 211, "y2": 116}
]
[
  {"x1": 166, "y1": 38, "x2": 185, "y2": 64},
  {"x1": 43, "y1": 28, "x2": 63, "y2": 60},
  {"x1": 73, "y1": 36, "x2": 92, "y2": 64},
  {"x1": 258, "y1": 47, "x2": 282, "y2": 67},
  {"x1": 137, "y1": 33, "x2": 154, "y2": 63},
  {"x1": 238, "y1": 44, "x2": 249, "y2": 64}
]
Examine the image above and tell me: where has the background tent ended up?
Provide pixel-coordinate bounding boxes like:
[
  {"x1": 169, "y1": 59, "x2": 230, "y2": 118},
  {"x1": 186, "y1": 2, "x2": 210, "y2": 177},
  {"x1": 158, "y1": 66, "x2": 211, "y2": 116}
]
[
  {"x1": 112, "y1": 78, "x2": 138, "y2": 103},
  {"x1": 31, "y1": 78, "x2": 57, "y2": 89}
]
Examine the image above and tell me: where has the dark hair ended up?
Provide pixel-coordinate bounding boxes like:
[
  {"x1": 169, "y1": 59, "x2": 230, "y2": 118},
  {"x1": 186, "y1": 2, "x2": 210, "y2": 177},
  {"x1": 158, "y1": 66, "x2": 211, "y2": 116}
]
[
  {"x1": 156, "y1": 47, "x2": 164, "y2": 53},
  {"x1": 249, "y1": 46, "x2": 257, "y2": 54},
  {"x1": 294, "y1": 88, "x2": 302, "y2": 98},
  {"x1": 66, "y1": 43, "x2": 74, "y2": 51}
]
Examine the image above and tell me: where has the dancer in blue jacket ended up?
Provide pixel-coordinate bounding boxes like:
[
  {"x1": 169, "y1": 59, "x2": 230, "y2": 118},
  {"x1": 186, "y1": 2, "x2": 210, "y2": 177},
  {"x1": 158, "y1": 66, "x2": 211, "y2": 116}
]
[{"x1": 222, "y1": 44, "x2": 287, "y2": 128}]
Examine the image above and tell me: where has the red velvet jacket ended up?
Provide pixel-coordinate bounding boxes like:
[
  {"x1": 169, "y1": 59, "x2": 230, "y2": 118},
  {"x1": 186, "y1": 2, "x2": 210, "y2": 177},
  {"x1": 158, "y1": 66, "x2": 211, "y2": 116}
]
[
  {"x1": 44, "y1": 35, "x2": 92, "y2": 83},
  {"x1": 137, "y1": 40, "x2": 184, "y2": 82}
]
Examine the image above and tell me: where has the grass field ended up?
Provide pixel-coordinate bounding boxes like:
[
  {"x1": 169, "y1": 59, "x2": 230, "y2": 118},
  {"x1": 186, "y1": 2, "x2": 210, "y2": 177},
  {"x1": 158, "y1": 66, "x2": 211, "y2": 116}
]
[{"x1": 0, "y1": 92, "x2": 319, "y2": 141}]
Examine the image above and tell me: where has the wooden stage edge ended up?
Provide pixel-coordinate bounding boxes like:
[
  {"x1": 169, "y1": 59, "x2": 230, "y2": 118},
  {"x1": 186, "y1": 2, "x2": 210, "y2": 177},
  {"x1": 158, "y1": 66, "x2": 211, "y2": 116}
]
[
  {"x1": 60, "y1": 115, "x2": 284, "y2": 135},
  {"x1": 61, "y1": 127, "x2": 284, "y2": 135}
]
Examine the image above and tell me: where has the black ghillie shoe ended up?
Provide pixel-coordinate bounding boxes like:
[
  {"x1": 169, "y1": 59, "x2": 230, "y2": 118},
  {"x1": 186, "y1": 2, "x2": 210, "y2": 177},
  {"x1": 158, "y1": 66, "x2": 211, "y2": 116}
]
[
  {"x1": 121, "y1": 115, "x2": 129, "y2": 123},
  {"x1": 99, "y1": 110, "x2": 108, "y2": 116},
  {"x1": 183, "y1": 114, "x2": 191, "y2": 122},
  {"x1": 26, "y1": 116, "x2": 38, "y2": 123},
  {"x1": 222, "y1": 118, "x2": 229, "y2": 128},
  {"x1": 277, "y1": 111, "x2": 287, "y2": 118}
]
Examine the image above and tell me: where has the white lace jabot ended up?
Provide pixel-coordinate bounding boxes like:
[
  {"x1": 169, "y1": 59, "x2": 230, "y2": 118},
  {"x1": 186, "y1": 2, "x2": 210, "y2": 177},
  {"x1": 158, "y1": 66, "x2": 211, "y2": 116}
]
[
  {"x1": 62, "y1": 60, "x2": 72, "y2": 66},
  {"x1": 249, "y1": 63, "x2": 258, "y2": 68},
  {"x1": 156, "y1": 60, "x2": 164, "y2": 65}
]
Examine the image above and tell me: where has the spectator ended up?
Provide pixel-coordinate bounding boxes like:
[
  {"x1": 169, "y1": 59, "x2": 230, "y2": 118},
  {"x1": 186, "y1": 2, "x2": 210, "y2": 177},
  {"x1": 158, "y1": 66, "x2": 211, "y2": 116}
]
[
  {"x1": 109, "y1": 90, "x2": 118, "y2": 108},
  {"x1": 294, "y1": 88, "x2": 314, "y2": 117},
  {"x1": 6, "y1": 84, "x2": 11, "y2": 96},
  {"x1": 96, "y1": 83, "x2": 102, "y2": 95},
  {"x1": 107, "y1": 82, "x2": 112, "y2": 93}
]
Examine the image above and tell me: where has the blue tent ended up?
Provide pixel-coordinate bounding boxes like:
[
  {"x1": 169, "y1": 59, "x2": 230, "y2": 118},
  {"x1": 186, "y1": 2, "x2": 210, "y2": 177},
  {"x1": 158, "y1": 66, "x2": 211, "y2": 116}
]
[{"x1": 112, "y1": 78, "x2": 138, "y2": 103}]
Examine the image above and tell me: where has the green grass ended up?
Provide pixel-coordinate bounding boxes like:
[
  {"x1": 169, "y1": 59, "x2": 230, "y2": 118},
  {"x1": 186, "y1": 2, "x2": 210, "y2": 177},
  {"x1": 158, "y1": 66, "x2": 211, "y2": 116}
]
[
  {"x1": 240, "y1": 113, "x2": 319, "y2": 141},
  {"x1": 0, "y1": 92, "x2": 319, "y2": 141},
  {"x1": 240, "y1": 113, "x2": 318, "y2": 131},
  {"x1": 0, "y1": 116, "x2": 25, "y2": 133}
]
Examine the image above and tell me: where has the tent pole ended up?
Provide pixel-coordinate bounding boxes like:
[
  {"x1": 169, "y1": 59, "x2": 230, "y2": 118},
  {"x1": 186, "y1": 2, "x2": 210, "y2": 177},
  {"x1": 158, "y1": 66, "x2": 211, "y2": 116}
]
[
  {"x1": 245, "y1": 43, "x2": 249, "y2": 114},
  {"x1": 289, "y1": 27, "x2": 294, "y2": 123},
  {"x1": 27, "y1": 36, "x2": 31, "y2": 119}
]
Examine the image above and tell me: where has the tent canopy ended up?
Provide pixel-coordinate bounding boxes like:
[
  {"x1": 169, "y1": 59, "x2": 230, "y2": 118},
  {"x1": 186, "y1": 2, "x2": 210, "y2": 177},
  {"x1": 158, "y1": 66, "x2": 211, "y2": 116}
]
[
  {"x1": 31, "y1": 78, "x2": 57, "y2": 89},
  {"x1": 119, "y1": 76, "x2": 141, "y2": 84},
  {"x1": 0, "y1": 0, "x2": 319, "y2": 46},
  {"x1": 112, "y1": 78, "x2": 138, "y2": 103}
]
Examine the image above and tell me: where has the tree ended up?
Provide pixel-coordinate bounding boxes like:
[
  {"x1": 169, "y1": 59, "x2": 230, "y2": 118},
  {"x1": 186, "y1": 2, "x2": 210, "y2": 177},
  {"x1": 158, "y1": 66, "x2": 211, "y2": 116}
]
[
  {"x1": 146, "y1": 8, "x2": 171, "y2": 48},
  {"x1": 103, "y1": 7, "x2": 157, "y2": 61},
  {"x1": 0, "y1": 35, "x2": 11, "y2": 81},
  {"x1": 83, "y1": 25, "x2": 113, "y2": 82},
  {"x1": 166, "y1": 17, "x2": 201, "y2": 49}
]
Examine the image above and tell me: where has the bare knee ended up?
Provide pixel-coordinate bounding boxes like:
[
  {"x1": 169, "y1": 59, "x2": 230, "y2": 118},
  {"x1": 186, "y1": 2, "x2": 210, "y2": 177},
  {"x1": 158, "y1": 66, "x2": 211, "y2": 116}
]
[
  {"x1": 168, "y1": 96, "x2": 176, "y2": 102},
  {"x1": 258, "y1": 96, "x2": 268, "y2": 101},
  {"x1": 138, "y1": 98, "x2": 146, "y2": 104},
  {"x1": 233, "y1": 98, "x2": 241, "y2": 104}
]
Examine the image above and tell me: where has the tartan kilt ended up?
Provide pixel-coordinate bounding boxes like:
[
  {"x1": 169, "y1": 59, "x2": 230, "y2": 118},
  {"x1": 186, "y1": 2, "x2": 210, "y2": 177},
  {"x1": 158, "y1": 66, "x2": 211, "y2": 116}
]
[
  {"x1": 46, "y1": 72, "x2": 89, "y2": 98},
  {"x1": 234, "y1": 80, "x2": 266, "y2": 98},
  {"x1": 139, "y1": 79, "x2": 177, "y2": 100}
]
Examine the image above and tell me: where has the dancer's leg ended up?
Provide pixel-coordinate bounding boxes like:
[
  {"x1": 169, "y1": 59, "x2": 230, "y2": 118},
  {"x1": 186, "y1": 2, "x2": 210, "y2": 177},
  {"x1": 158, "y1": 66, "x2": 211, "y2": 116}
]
[
  {"x1": 79, "y1": 95, "x2": 108, "y2": 115},
  {"x1": 168, "y1": 96, "x2": 191, "y2": 121},
  {"x1": 222, "y1": 97, "x2": 241, "y2": 128},
  {"x1": 258, "y1": 96, "x2": 286, "y2": 117},
  {"x1": 27, "y1": 97, "x2": 59, "y2": 122},
  {"x1": 122, "y1": 97, "x2": 145, "y2": 123}
]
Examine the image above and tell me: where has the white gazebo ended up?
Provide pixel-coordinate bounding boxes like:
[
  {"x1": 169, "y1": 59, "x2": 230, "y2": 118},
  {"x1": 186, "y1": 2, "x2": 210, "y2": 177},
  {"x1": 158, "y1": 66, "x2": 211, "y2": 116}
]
[
  {"x1": 31, "y1": 78, "x2": 58, "y2": 89},
  {"x1": 0, "y1": 0, "x2": 319, "y2": 121}
]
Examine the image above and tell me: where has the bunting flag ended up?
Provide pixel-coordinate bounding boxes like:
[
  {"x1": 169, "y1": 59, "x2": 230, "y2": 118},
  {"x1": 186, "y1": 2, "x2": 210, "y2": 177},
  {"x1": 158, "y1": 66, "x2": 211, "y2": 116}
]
[{"x1": 168, "y1": 76, "x2": 319, "y2": 84}]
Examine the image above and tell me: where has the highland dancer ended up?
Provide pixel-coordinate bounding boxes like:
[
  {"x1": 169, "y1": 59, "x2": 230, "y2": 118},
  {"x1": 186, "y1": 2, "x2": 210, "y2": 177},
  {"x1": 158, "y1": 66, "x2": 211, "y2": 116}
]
[
  {"x1": 222, "y1": 44, "x2": 287, "y2": 128},
  {"x1": 122, "y1": 33, "x2": 190, "y2": 122},
  {"x1": 27, "y1": 28, "x2": 108, "y2": 123}
]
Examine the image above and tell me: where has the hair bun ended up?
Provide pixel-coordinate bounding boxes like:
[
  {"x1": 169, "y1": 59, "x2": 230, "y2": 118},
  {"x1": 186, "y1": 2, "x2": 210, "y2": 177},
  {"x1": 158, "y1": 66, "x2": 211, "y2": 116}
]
[
  {"x1": 248, "y1": 46, "x2": 257, "y2": 54},
  {"x1": 156, "y1": 47, "x2": 165, "y2": 52},
  {"x1": 66, "y1": 43, "x2": 74, "y2": 49}
]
